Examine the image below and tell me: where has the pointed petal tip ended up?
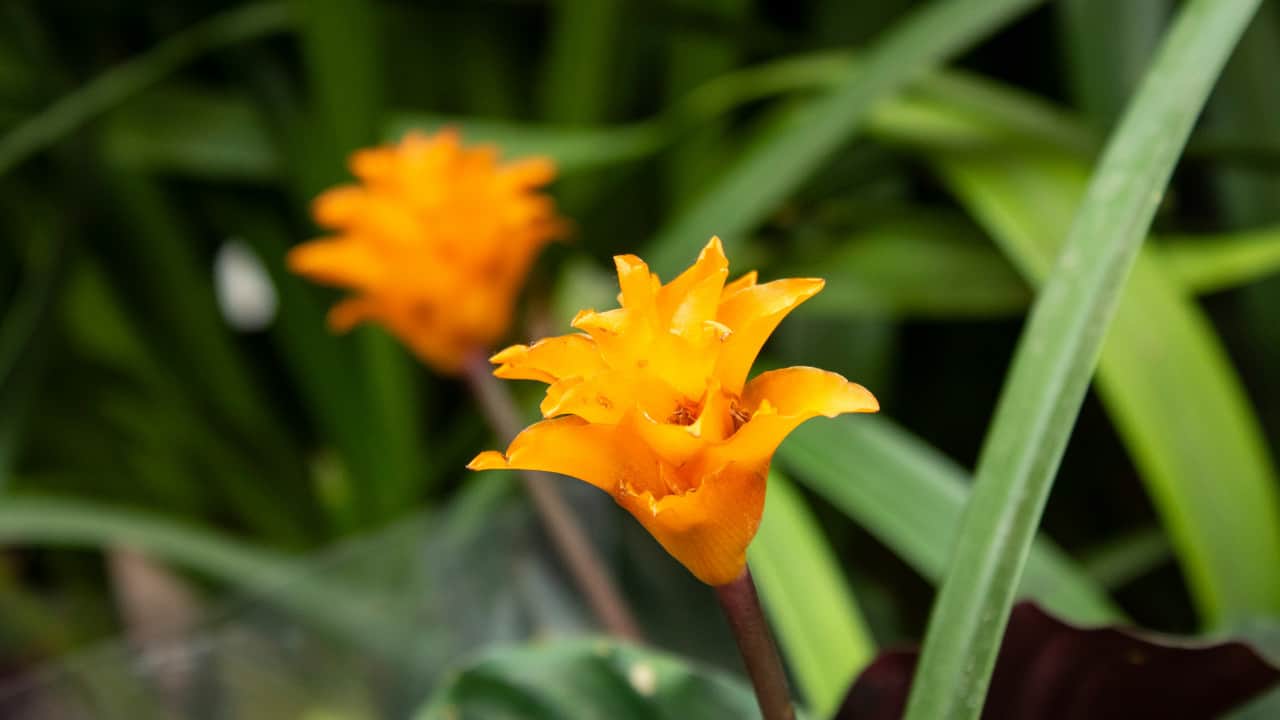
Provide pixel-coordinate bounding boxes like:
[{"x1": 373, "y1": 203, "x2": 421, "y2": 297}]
[
  {"x1": 613, "y1": 253, "x2": 648, "y2": 274},
  {"x1": 489, "y1": 344, "x2": 528, "y2": 364},
  {"x1": 837, "y1": 382, "x2": 880, "y2": 415},
  {"x1": 569, "y1": 309, "x2": 592, "y2": 328},
  {"x1": 325, "y1": 299, "x2": 369, "y2": 333},
  {"x1": 467, "y1": 451, "x2": 509, "y2": 471},
  {"x1": 284, "y1": 242, "x2": 322, "y2": 274}
]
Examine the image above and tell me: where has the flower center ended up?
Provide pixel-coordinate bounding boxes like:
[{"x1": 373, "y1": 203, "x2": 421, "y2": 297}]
[{"x1": 667, "y1": 403, "x2": 698, "y2": 426}]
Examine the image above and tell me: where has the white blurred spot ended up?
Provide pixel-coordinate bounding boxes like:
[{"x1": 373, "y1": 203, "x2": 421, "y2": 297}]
[
  {"x1": 214, "y1": 239, "x2": 277, "y2": 331},
  {"x1": 628, "y1": 662, "x2": 657, "y2": 696}
]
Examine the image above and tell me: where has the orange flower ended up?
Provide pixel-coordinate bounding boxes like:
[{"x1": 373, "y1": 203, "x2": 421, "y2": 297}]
[
  {"x1": 287, "y1": 129, "x2": 564, "y2": 373},
  {"x1": 469, "y1": 238, "x2": 878, "y2": 585}
]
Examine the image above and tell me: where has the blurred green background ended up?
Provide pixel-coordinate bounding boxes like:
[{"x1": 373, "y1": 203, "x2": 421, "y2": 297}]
[{"x1": 2, "y1": 0, "x2": 1280, "y2": 717}]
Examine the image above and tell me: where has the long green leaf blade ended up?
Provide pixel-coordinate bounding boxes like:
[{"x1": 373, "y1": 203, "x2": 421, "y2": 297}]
[
  {"x1": 780, "y1": 417, "x2": 1119, "y2": 625},
  {"x1": 903, "y1": 3, "x2": 1265, "y2": 718},
  {"x1": 869, "y1": 55, "x2": 1280, "y2": 624},
  {"x1": 0, "y1": 496, "x2": 367, "y2": 638}
]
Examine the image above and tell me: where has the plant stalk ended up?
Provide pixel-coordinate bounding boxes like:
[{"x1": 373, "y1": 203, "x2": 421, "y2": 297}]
[
  {"x1": 716, "y1": 567, "x2": 795, "y2": 720},
  {"x1": 461, "y1": 350, "x2": 643, "y2": 642}
]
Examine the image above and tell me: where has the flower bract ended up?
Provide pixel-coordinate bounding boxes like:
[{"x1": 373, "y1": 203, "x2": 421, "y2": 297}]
[
  {"x1": 469, "y1": 237, "x2": 878, "y2": 585},
  {"x1": 288, "y1": 129, "x2": 563, "y2": 373}
]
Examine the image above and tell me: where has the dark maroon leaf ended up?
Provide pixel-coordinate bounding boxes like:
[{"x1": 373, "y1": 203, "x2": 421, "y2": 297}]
[{"x1": 839, "y1": 601, "x2": 1280, "y2": 720}]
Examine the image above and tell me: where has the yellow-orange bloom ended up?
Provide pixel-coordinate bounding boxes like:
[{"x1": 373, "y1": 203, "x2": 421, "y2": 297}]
[
  {"x1": 469, "y1": 237, "x2": 878, "y2": 585},
  {"x1": 287, "y1": 129, "x2": 564, "y2": 373}
]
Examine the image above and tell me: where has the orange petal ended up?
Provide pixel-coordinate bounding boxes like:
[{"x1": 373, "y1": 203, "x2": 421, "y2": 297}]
[
  {"x1": 287, "y1": 239, "x2": 385, "y2": 290},
  {"x1": 669, "y1": 266, "x2": 729, "y2": 341},
  {"x1": 467, "y1": 416, "x2": 661, "y2": 495},
  {"x1": 658, "y1": 237, "x2": 729, "y2": 326},
  {"x1": 311, "y1": 186, "x2": 367, "y2": 229},
  {"x1": 614, "y1": 254, "x2": 658, "y2": 314},
  {"x1": 372, "y1": 301, "x2": 476, "y2": 374},
  {"x1": 467, "y1": 450, "x2": 508, "y2": 470},
  {"x1": 614, "y1": 461, "x2": 766, "y2": 586},
  {"x1": 690, "y1": 381, "x2": 736, "y2": 444},
  {"x1": 742, "y1": 366, "x2": 879, "y2": 417},
  {"x1": 326, "y1": 296, "x2": 379, "y2": 332},
  {"x1": 699, "y1": 367, "x2": 879, "y2": 471},
  {"x1": 540, "y1": 370, "x2": 683, "y2": 424},
  {"x1": 713, "y1": 278, "x2": 825, "y2": 394},
  {"x1": 491, "y1": 334, "x2": 605, "y2": 384},
  {"x1": 722, "y1": 270, "x2": 758, "y2": 298},
  {"x1": 624, "y1": 410, "x2": 704, "y2": 468},
  {"x1": 572, "y1": 307, "x2": 646, "y2": 369},
  {"x1": 645, "y1": 330, "x2": 719, "y2": 401},
  {"x1": 349, "y1": 146, "x2": 398, "y2": 183},
  {"x1": 499, "y1": 156, "x2": 557, "y2": 188}
]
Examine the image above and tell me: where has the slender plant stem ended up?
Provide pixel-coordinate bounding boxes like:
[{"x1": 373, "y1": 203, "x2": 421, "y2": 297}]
[
  {"x1": 716, "y1": 567, "x2": 795, "y2": 720},
  {"x1": 461, "y1": 351, "x2": 643, "y2": 642}
]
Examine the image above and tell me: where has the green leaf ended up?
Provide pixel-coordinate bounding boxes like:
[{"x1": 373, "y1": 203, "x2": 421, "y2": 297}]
[
  {"x1": 0, "y1": 2, "x2": 292, "y2": 176},
  {"x1": 1158, "y1": 226, "x2": 1280, "y2": 294},
  {"x1": 0, "y1": 495, "x2": 373, "y2": 645},
  {"x1": 869, "y1": 33, "x2": 1280, "y2": 626},
  {"x1": 799, "y1": 214, "x2": 1031, "y2": 318},
  {"x1": 414, "y1": 639, "x2": 761, "y2": 720},
  {"x1": 780, "y1": 416, "x2": 1120, "y2": 626},
  {"x1": 643, "y1": 0, "x2": 1046, "y2": 276},
  {"x1": 748, "y1": 471, "x2": 875, "y2": 717},
  {"x1": 1078, "y1": 527, "x2": 1172, "y2": 591},
  {"x1": 901, "y1": 3, "x2": 1267, "y2": 719},
  {"x1": 102, "y1": 86, "x2": 278, "y2": 180}
]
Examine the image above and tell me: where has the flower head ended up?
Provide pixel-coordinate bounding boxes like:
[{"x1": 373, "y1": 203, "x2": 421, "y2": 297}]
[
  {"x1": 469, "y1": 238, "x2": 878, "y2": 585},
  {"x1": 287, "y1": 129, "x2": 564, "y2": 373}
]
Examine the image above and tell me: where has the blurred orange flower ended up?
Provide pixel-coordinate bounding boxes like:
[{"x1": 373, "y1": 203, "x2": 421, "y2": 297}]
[
  {"x1": 287, "y1": 129, "x2": 564, "y2": 373},
  {"x1": 469, "y1": 238, "x2": 878, "y2": 585}
]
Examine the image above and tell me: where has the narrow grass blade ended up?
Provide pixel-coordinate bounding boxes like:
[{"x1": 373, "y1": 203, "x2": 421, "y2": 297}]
[
  {"x1": 0, "y1": 2, "x2": 292, "y2": 175},
  {"x1": 1078, "y1": 527, "x2": 1172, "y2": 591},
  {"x1": 780, "y1": 416, "x2": 1119, "y2": 626},
  {"x1": 0, "y1": 496, "x2": 370, "y2": 642},
  {"x1": 902, "y1": 3, "x2": 1265, "y2": 718},
  {"x1": 749, "y1": 471, "x2": 875, "y2": 717},
  {"x1": 103, "y1": 86, "x2": 278, "y2": 180},
  {"x1": 1158, "y1": 226, "x2": 1280, "y2": 294},
  {"x1": 644, "y1": 0, "x2": 1046, "y2": 275}
]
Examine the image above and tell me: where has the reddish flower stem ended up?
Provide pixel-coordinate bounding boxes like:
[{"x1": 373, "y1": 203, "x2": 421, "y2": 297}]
[
  {"x1": 716, "y1": 568, "x2": 795, "y2": 720},
  {"x1": 461, "y1": 351, "x2": 643, "y2": 642}
]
